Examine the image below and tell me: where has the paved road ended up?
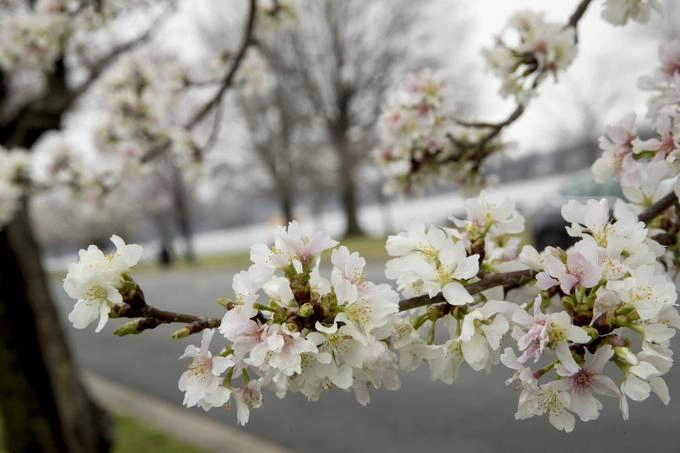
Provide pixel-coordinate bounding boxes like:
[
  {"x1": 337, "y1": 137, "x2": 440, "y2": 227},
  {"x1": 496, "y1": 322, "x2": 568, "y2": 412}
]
[{"x1": 52, "y1": 265, "x2": 680, "y2": 453}]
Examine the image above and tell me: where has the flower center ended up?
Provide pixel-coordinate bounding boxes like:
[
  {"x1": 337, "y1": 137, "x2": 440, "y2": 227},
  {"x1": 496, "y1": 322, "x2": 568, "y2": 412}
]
[
  {"x1": 190, "y1": 357, "x2": 212, "y2": 379},
  {"x1": 86, "y1": 285, "x2": 108, "y2": 301},
  {"x1": 572, "y1": 369, "x2": 592, "y2": 392}
]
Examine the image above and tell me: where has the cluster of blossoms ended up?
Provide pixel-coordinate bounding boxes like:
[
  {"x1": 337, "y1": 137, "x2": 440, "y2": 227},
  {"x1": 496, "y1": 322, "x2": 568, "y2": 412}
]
[
  {"x1": 0, "y1": 0, "x2": 117, "y2": 73},
  {"x1": 63, "y1": 235, "x2": 143, "y2": 333},
  {"x1": 0, "y1": 147, "x2": 30, "y2": 230},
  {"x1": 385, "y1": 191, "x2": 679, "y2": 431},
  {"x1": 95, "y1": 52, "x2": 187, "y2": 172},
  {"x1": 0, "y1": 1, "x2": 68, "y2": 72},
  {"x1": 385, "y1": 194, "x2": 525, "y2": 377},
  {"x1": 64, "y1": 185, "x2": 680, "y2": 431},
  {"x1": 593, "y1": 41, "x2": 680, "y2": 195},
  {"x1": 601, "y1": 0, "x2": 662, "y2": 26},
  {"x1": 592, "y1": 37, "x2": 680, "y2": 275},
  {"x1": 64, "y1": 222, "x2": 402, "y2": 425},
  {"x1": 374, "y1": 70, "x2": 498, "y2": 194},
  {"x1": 482, "y1": 11, "x2": 577, "y2": 101},
  {"x1": 189, "y1": 221, "x2": 402, "y2": 422},
  {"x1": 507, "y1": 198, "x2": 677, "y2": 429}
]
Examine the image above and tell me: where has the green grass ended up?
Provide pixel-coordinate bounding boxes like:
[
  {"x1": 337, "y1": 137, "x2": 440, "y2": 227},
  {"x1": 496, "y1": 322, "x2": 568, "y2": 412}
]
[
  {"x1": 113, "y1": 415, "x2": 204, "y2": 452},
  {"x1": 0, "y1": 414, "x2": 204, "y2": 453}
]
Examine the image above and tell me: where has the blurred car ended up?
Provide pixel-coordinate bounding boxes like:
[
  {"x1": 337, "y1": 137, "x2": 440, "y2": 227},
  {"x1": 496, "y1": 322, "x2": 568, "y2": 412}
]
[{"x1": 530, "y1": 171, "x2": 623, "y2": 250}]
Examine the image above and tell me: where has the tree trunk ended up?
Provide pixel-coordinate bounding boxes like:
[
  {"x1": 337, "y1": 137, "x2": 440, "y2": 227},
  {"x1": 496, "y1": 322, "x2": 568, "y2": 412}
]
[
  {"x1": 0, "y1": 205, "x2": 112, "y2": 452},
  {"x1": 335, "y1": 135, "x2": 363, "y2": 237},
  {"x1": 169, "y1": 161, "x2": 195, "y2": 262}
]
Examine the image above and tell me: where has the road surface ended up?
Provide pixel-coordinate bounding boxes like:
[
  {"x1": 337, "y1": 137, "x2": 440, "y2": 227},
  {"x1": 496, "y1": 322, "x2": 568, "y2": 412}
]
[{"x1": 51, "y1": 265, "x2": 680, "y2": 453}]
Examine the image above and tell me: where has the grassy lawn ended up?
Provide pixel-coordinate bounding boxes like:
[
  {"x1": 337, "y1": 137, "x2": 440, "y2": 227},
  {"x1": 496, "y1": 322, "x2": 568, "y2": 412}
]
[{"x1": 0, "y1": 414, "x2": 204, "y2": 453}]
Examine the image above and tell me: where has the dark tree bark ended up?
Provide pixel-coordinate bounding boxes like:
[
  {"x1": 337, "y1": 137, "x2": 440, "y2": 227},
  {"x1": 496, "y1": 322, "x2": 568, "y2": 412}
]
[
  {"x1": 0, "y1": 62, "x2": 112, "y2": 451},
  {"x1": 0, "y1": 207, "x2": 112, "y2": 452}
]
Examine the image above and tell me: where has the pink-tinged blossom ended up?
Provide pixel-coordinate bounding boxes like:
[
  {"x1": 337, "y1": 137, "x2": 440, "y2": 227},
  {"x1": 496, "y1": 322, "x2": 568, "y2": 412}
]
[
  {"x1": 554, "y1": 346, "x2": 620, "y2": 422},
  {"x1": 178, "y1": 329, "x2": 234, "y2": 410},
  {"x1": 502, "y1": 348, "x2": 576, "y2": 432},
  {"x1": 657, "y1": 40, "x2": 680, "y2": 80},
  {"x1": 233, "y1": 380, "x2": 263, "y2": 426},
  {"x1": 245, "y1": 324, "x2": 317, "y2": 391},
  {"x1": 536, "y1": 247, "x2": 602, "y2": 294},
  {"x1": 512, "y1": 298, "x2": 590, "y2": 363}
]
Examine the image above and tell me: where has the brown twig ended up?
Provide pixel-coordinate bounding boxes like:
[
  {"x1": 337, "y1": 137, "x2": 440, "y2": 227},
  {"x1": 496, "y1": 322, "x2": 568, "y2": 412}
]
[
  {"x1": 638, "y1": 191, "x2": 678, "y2": 223},
  {"x1": 112, "y1": 286, "x2": 220, "y2": 336},
  {"x1": 398, "y1": 269, "x2": 537, "y2": 311}
]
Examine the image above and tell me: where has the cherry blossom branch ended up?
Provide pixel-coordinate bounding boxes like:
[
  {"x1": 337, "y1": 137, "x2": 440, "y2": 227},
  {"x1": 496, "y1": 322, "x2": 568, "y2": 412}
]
[
  {"x1": 111, "y1": 286, "x2": 220, "y2": 337},
  {"x1": 398, "y1": 269, "x2": 538, "y2": 312},
  {"x1": 399, "y1": 187, "x2": 678, "y2": 313},
  {"x1": 444, "y1": 0, "x2": 593, "y2": 165}
]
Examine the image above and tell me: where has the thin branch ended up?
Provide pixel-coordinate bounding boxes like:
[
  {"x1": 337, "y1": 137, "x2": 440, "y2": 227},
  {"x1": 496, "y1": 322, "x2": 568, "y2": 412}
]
[
  {"x1": 111, "y1": 286, "x2": 220, "y2": 336},
  {"x1": 567, "y1": 0, "x2": 594, "y2": 28},
  {"x1": 398, "y1": 270, "x2": 537, "y2": 312},
  {"x1": 186, "y1": 0, "x2": 258, "y2": 129},
  {"x1": 638, "y1": 191, "x2": 678, "y2": 223}
]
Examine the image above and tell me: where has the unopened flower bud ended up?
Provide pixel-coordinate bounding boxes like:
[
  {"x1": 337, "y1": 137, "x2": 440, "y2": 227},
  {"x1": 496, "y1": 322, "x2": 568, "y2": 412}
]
[
  {"x1": 115, "y1": 318, "x2": 161, "y2": 336},
  {"x1": 285, "y1": 320, "x2": 300, "y2": 333},
  {"x1": 217, "y1": 297, "x2": 234, "y2": 309},
  {"x1": 114, "y1": 320, "x2": 143, "y2": 336},
  {"x1": 171, "y1": 327, "x2": 191, "y2": 340},
  {"x1": 581, "y1": 325, "x2": 599, "y2": 339},
  {"x1": 614, "y1": 346, "x2": 639, "y2": 365},
  {"x1": 298, "y1": 303, "x2": 314, "y2": 318}
]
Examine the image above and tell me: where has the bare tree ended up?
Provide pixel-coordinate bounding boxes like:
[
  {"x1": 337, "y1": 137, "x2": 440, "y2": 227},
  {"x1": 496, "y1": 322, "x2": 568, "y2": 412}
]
[
  {"x1": 235, "y1": 60, "x2": 334, "y2": 222},
  {"x1": 236, "y1": 86, "x2": 299, "y2": 222},
  {"x1": 258, "y1": 0, "x2": 470, "y2": 237}
]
